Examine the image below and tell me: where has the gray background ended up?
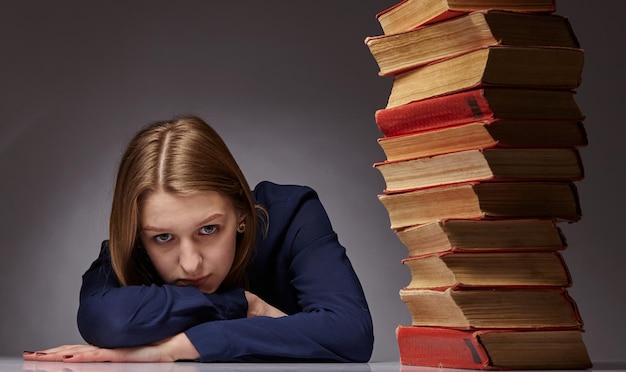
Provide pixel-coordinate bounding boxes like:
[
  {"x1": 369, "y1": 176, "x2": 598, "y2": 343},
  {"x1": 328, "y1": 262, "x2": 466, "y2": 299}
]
[{"x1": 1, "y1": 1, "x2": 624, "y2": 363}]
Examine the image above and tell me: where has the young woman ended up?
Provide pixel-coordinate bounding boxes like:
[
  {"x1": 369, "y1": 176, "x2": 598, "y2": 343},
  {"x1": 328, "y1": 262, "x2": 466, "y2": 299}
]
[{"x1": 23, "y1": 116, "x2": 374, "y2": 363}]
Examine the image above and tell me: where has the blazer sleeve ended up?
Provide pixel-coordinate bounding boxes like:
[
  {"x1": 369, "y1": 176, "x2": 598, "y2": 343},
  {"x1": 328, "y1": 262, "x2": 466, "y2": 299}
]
[
  {"x1": 77, "y1": 242, "x2": 248, "y2": 348},
  {"x1": 184, "y1": 187, "x2": 374, "y2": 362}
]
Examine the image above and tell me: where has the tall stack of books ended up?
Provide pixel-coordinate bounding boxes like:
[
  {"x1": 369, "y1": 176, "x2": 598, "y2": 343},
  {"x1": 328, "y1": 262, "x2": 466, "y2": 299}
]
[{"x1": 365, "y1": 0, "x2": 592, "y2": 369}]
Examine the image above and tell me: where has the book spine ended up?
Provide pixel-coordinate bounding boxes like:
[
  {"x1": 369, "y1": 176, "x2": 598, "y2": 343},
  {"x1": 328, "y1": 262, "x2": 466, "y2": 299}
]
[
  {"x1": 556, "y1": 252, "x2": 574, "y2": 289},
  {"x1": 397, "y1": 326, "x2": 491, "y2": 369},
  {"x1": 567, "y1": 181, "x2": 583, "y2": 219},
  {"x1": 375, "y1": 89, "x2": 494, "y2": 137}
]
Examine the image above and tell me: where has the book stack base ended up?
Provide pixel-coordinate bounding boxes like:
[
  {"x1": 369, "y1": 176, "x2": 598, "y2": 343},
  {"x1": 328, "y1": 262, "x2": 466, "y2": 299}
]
[
  {"x1": 366, "y1": 0, "x2": 592, "y2": 369},
  {"x1": 397, "y1": 326, "x2": 591, "y2": 370}
]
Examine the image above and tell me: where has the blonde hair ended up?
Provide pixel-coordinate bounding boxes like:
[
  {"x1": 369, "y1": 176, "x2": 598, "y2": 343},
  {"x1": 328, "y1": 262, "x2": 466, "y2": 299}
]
[{"x1": 109, "y1": 116, "x2": 260, "y2": 288}]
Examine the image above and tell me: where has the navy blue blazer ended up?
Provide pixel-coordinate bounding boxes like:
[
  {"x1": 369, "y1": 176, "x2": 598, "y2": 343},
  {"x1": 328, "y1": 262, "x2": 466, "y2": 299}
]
[{"x1": 77, "y1": 181, "x2": 374, "y2": 362}]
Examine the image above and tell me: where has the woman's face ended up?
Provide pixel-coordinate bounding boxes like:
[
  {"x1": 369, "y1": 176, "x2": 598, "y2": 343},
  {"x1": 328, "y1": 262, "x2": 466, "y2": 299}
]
[{"x1": 139, "y1": 190, "x2": 242, "y2": 294}]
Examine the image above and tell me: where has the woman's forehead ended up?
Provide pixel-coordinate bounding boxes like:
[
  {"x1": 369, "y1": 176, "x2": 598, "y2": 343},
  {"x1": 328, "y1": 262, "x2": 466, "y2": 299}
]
[{"x1": 140, "y1": 190, "x2": 237, "y2": 230}]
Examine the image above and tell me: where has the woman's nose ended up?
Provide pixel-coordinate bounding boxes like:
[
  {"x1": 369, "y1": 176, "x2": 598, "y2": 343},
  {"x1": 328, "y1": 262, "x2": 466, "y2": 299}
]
[{"x1": 179, "y1": 240, "x2": 203, "y2": 275}]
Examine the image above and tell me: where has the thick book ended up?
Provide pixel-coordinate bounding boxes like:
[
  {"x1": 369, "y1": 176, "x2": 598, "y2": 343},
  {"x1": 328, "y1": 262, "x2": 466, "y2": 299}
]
[
  {"x1": 378, "y1": 120, "x2": 588, "y2": 161},
  {"x1": 403, "y1": 251, "x2": 572, "y2": 290},
  {"x1": 366, "y1": 10, "x2": 579, "y2": 76},
  {"x1": 395, "y1": 219, "x2": 567, "y2": 257},
  {"x1": 376, "y1": 87, "x2": 584, "y2": 137},
  {"x1": 378, "y1": 181, "x2": 581, "y2": 229},
  {"x1": 387, "y1": 46, "x2": 585, "y2": 109},
  {"x1": 399, "y1": 287, "x2": 583, "y2": 329},
  {"x1": 397, "y1": 326, "x2": 593, "y2": 369},
  {"x1": 374, "y1": 148, "x2": 584, "y2": 193},
  {"x1": 376, "y1": 0, "x2": 556, "y2": 35}
]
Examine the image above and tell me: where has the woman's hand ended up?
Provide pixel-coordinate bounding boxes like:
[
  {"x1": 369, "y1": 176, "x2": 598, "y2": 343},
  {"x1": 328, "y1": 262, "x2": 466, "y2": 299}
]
[
  {"x1": 244, "y1": 291, "x2": 287, "y2": 318},
  {"x1": 22, "y1": 333, "x2": 200, "y2": 363},
  {"x1": 23, "y1": 295, "x2": 285, "y2": 364}
]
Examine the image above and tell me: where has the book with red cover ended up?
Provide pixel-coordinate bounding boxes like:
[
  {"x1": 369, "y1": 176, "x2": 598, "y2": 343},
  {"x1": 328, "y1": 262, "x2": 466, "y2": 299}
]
[
  {"x1": 397, "y1": 326, "x2": 592, "y2": 369},
  {"x1": 375, "y1": 87, "x2": 583, "y2": 137}
]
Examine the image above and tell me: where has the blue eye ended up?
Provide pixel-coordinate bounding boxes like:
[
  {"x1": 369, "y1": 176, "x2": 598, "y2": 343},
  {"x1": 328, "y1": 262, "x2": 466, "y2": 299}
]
[
  {"x1": 200, "y1": 225, "x2": 217, "y2": 235},
  {"x1": 154, "y1": 233, "x2": 172, "y2": 243}
]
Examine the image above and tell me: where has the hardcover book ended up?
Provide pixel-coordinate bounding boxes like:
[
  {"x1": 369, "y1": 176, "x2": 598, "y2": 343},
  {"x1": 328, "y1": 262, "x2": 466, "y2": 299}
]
[
  {"x1": 387, "y1": 46, "x2": 584, "y2": 109},
  {"x1": 375, "y1": 87, "x2": 583, "y2": 137},
  {"x1": 399, "y1": 287, "x2": 583, "y2": 329},
  {"x1": 395, "y1": 218, "x2": 567, "y2": 257},
  {"x1": 396, "y1": 326, "x2": 592, "y2": 369},
  {"x1": 374, "y1": 148, "x2": 584, "y2": 193},
  {"x1": 378, "y1": 181, "x2": 582, "y2": 229},
  {"x1": 367, "y1": 10, "x2": 578, "y2": 76},
  {"x1": 403, "y1": 251, "x2": 572, "y2": 289},
  {"x1": 378, "y1": 120, "x2": 587, "y2": 161},
  {"x1": 376, "y1": 0, "x2": 556, "y2": 35}
]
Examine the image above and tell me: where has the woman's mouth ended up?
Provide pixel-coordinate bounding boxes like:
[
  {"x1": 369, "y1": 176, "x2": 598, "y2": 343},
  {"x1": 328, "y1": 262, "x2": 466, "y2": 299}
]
[{"x1": 181, "y1": 275, "x2": 209, "y2": 287}]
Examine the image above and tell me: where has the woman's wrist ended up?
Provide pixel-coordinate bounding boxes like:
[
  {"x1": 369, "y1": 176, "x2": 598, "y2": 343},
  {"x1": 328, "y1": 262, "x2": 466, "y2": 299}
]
[{"x1": 166, "y1": 333, "x2": 201, "y2": 361}]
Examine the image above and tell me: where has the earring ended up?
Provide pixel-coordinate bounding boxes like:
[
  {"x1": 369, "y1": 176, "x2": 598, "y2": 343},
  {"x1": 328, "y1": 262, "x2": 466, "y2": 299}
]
[{"x1": 236, "y1": 222, "x2": 246, "y2": 233}]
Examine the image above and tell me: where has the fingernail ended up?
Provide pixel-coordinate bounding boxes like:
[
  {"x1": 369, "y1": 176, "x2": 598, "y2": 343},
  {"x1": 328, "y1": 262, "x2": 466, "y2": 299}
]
[
  {"x1": 63, "y1": 355, "x2": 73, "y2": 359},
  {"x1": 23, "y1": 351, "x2": 35, "y2": 355},
  {"x1": 35, "y1": 352, "x2": 47, "y2": 356}
]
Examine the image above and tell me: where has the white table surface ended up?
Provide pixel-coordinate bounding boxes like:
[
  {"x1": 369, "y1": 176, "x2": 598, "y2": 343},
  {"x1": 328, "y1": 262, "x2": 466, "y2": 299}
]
[{"x1": 1, "y1": 357, "x2": 624, "y2": 372}]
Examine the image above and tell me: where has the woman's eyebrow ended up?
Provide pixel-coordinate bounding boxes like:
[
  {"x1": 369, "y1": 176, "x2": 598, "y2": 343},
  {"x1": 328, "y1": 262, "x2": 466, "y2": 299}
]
[
  {"x1": 141, "y1": 225, "x2": 168, "y2": 232},
  {"x1": 141, "y1": 213, "x2": 225, "y2": 232},
  {"x1": 197, "y1": 213, "x2": 225, "y2": 226}
]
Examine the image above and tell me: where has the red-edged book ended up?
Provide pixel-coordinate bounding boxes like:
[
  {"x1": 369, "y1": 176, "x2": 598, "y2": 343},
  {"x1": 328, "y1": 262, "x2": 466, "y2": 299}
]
[
  {"x1": 397, "y1": 326, "x2": 592, "y2": 369},
  {"x1": 375, "y1": 87, "x2": 583, "y2": 137}
]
